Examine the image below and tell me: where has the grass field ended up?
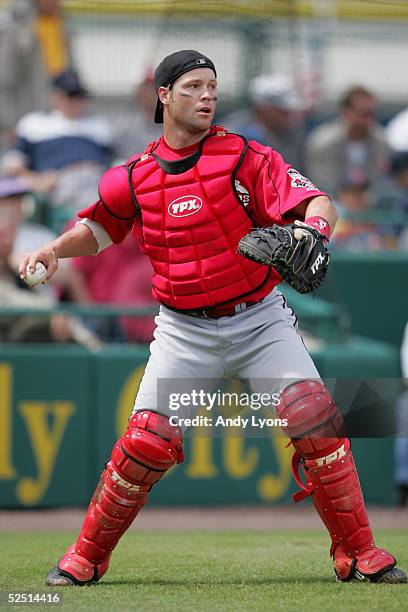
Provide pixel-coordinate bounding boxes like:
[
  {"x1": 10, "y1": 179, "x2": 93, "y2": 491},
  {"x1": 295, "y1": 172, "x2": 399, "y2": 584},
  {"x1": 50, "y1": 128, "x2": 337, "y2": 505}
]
[{"x1": 1, "y1": 531, "x2": 407, "y2": 611}]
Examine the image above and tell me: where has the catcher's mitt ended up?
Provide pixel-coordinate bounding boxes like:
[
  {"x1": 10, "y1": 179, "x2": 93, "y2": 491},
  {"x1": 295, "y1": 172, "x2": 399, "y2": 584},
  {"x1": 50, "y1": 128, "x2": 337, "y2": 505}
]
[{"x1": 238, "y1": 221, "x2": 330, "y2": 294}]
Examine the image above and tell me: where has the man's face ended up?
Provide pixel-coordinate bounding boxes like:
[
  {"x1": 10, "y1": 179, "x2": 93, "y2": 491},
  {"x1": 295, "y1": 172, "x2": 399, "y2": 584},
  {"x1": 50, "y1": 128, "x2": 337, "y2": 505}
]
[
  {"x1": 35, "y1": 0, "x2": 61, "y2": 16},
  {"x1": 342, "y1": 94, "x2": 377, "y2": 134},
  {"x1": 159, "y1": 68, "x2": 217, "y2": 133},
  {"x1": 256, "y1": 103, "x2": 291, "y2": 133},
  {"x1": 51, "y1": 91, "x2": 87, "y2": 120}
]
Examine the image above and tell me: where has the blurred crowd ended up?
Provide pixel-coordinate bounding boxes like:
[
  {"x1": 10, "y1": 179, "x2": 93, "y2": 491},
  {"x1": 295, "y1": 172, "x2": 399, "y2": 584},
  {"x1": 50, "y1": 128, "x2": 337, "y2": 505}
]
[{"x1": 1, "y1": 0, "x2": 408, "y2": 349}]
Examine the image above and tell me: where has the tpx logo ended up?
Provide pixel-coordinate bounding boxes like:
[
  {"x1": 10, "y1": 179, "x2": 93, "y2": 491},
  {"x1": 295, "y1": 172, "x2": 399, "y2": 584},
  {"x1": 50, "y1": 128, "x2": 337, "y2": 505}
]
[
  {"x1": 168, "y1": 195, "x2": 203, "y2": 217},
  {"x1": 111, "y1": 470, "x2": 141, "y2": 492},
  {"x1": 311, "y1": 252, "x2": 325, "y2": 274},
  {"x1": 315, "y1": 444, "x2": 346, "y2": 468}
]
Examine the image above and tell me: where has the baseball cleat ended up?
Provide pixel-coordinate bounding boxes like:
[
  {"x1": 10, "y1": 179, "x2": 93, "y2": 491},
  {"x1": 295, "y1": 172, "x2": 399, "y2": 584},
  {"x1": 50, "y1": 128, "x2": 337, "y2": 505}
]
[
  {"x1": 45, "y1": 543, "x2": 110, "y2": 586},
  {"x1": 45, "y1": 566, "x2": 76, "y2": 587},
  {"x1": 371, "y1": 567, "x2": 407, "y2": 584},
  {"x1": 344, "y1": 566, "x2": 408, "y2": 584},
  {"x1": 45, "y1": 564, "x2": 102, "y2": 587}
]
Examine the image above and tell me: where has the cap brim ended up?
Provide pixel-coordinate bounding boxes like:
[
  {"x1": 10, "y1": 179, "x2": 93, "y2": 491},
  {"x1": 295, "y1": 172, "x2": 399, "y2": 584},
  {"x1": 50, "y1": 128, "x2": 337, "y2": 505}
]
[
  {"x1": 66, "y1": 88, "x2": 88, "y2": 97},
  {"x1": 154, "y1": 98, "x2": 163, "y2": 124},
  {"x1": 53, "y1": 84, "x2": 88, "y2": 97}
]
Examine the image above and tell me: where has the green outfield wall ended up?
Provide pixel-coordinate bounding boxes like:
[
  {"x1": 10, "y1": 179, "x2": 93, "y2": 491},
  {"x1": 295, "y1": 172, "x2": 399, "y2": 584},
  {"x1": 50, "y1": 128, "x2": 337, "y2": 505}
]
[
  {"x1": 319, "y1": 251, "x2": 408, "y2": 348},
  {"x1": 0, "y1": 340, "x2": 400, "y2": 509}
]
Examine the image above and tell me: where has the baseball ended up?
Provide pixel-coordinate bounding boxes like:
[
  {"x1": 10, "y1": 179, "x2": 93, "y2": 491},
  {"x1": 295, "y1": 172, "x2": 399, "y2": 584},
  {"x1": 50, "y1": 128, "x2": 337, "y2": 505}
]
[{"x1": 24, "y1": 262, "x2": 47, "y2": 287}]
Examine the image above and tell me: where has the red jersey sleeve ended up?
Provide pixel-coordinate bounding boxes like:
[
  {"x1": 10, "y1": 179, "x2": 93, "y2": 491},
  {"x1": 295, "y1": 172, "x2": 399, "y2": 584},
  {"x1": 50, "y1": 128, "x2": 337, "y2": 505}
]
[
  {"x1": 77, "y1": 165, "x2": 139, "y2": 244},
  {"x1": 236, "y1": 140, "x2": 329, "y2": 227}
]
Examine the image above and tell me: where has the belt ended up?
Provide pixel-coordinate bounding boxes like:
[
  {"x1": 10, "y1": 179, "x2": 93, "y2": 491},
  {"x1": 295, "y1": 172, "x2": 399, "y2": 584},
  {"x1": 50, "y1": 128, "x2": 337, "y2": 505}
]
[{"x1": 190, "y1": 298, "x2": 262, "y2": 320}]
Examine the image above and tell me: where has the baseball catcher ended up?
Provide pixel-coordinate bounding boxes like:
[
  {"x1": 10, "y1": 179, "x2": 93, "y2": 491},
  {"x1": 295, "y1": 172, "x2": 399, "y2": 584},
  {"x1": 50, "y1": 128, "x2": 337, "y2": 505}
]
[{"x1": 18, "y1": 49, "x2": 406, "y2": 587}]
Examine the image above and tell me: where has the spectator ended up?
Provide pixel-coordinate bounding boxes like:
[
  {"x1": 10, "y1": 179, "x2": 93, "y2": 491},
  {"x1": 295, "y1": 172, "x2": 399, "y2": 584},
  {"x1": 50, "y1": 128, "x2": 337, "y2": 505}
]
[
  {"x1": 386, "y1": 106, "x2": 408, "y2": 153},
  {"x1": 112, "y1": 70, "x2": 162, "y2": 162},
  {"x1": 306, "y1": 86, "x2": 390, "y2": 196},
  {"x1": 331, "y1": 183, "x2": 394, "y2": 251},
  {"x1": 376, "y1": 152, "x2": 408, "y2": 215},
  {"x1": 0, "y1": 175, "x2": 99, "y2": 346},
  {"x1": 2, "y1": 69, "x2": 112, "y2": 223},
  {"x1": 375, "y1": 152, "x2": 408, "y2": 247},
  {"x1": 223, "y1": 74, "x2": 306, "y2": 170},
  {"x1": 0, "y1": 0, "x2": 70, "y2": 149}
]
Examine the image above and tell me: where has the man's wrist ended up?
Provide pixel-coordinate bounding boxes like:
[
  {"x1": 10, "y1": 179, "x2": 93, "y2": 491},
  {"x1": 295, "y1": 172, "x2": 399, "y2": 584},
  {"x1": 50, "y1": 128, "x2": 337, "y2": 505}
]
[
  {"x1": 47, "y1": 243, "x2": 59, "y2": 260},
  {"x1": 304, "y1": 216, "x2": 331, "y2": 241}
]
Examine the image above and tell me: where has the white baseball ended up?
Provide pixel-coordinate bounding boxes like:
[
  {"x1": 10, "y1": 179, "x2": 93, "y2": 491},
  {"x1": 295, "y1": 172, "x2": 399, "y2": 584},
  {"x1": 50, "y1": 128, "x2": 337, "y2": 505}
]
[{"x1": 24, "y1": 262, "x2": 47, "y2": 287}]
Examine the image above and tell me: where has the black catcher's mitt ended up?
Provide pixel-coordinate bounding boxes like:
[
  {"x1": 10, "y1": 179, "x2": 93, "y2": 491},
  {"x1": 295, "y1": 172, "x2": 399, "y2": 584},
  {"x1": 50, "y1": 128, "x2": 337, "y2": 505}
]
[{"x1": 238, "y1": 221, "x2": 330, "y2": 294}]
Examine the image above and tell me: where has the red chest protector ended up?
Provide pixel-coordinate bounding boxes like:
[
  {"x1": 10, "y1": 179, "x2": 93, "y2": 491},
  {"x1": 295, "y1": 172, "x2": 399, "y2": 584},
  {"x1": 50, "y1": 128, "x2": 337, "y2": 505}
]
[{"x1": 128, "y1": 129, "x2": 277, "y2": 311}]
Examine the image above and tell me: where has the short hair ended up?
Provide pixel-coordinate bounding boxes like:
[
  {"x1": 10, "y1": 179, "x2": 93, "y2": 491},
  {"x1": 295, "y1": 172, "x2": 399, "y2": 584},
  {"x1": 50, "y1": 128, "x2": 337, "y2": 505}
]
[{"x1": 340, "y1": 86, "x2": 375, "y2": 110}]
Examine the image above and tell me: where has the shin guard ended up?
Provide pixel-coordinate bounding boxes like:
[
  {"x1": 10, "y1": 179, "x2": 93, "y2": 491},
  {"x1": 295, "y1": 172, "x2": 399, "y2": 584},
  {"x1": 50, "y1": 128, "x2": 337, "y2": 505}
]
[
  {"x1": 278, "y1": 381, "x2": 397, "y2": 582},
  {"x1": 58, "y1": 411, "x2": 183, "y2": 585}
]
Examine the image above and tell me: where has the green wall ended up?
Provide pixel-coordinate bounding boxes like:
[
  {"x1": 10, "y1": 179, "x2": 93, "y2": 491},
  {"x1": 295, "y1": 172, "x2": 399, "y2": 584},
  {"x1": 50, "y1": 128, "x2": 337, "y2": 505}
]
[
  {"x1": 318, "y1": 251, "x2": 408, "y2": 347},
  {"x1": 0, "y1": 341, "x2": 399, "y2": 508}
]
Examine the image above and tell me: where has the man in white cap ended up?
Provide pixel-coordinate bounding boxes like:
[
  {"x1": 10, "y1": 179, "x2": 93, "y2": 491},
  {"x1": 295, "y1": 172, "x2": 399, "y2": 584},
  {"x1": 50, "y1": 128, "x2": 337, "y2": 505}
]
[{"x1": 225, "y1": 73, "x2": 306, "y2": 170}]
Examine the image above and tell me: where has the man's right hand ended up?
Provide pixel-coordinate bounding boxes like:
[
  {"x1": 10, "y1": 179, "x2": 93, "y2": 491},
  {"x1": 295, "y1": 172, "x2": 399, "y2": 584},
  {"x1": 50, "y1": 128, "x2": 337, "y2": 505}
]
[
  {"x1": 19, "y1": 223, "x2": 100, "y2": 285},
  {"x1": 19, "y1": 245, "x2": 59, "y2": 284}
]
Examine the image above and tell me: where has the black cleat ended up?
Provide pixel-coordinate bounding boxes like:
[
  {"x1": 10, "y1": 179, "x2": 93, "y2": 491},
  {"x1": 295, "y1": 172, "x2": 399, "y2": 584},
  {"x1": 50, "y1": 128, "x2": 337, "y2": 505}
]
[
  {"x1": 45, "y1": 566, "x2": 76, "y2": 587},
  {"x1": 373, "y1": 567, "x2": 407, "y2": 584}
]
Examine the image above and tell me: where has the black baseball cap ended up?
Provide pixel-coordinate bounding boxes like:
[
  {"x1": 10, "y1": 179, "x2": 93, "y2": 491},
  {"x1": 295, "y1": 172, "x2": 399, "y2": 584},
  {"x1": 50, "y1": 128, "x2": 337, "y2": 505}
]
[
  {"x1": 154, "y1": 50, "x2": 217, "y2": 123},
  {"x1": 52, "y1": 69, "x2": 88, "y2": 97}
]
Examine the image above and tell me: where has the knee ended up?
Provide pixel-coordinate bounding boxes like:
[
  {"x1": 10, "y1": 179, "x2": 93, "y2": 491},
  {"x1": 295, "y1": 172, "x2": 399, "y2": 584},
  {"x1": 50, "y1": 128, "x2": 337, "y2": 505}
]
[
  {"x1": 276, "y1": 380, "x2": 345, "y2": 457},
  {"x1": 111, "y1": 411, "x2": 184, "y2": 487}
]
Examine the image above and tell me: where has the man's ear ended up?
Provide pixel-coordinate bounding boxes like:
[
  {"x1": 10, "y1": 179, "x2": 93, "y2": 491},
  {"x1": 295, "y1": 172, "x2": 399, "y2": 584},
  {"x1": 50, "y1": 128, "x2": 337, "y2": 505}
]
[{"x1": 158, "y1": 86, "x2": 170, "y2": 107}]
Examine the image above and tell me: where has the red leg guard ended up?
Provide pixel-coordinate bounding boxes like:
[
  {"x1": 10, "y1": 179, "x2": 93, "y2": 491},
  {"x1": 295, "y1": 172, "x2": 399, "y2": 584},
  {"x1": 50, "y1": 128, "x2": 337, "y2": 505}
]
[
  {"x1": 278, "y1": 381, "x2": 397, "y2": 582},
  {"x1": 58, "y1": 411, "x2": 183, "y2": 585}
]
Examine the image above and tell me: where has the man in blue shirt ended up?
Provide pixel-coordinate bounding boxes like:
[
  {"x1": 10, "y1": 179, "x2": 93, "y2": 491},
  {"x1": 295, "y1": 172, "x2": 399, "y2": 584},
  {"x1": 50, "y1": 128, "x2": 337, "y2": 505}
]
[{"x1": 2, "y1": 69, "x2": 112, "y2": 215}]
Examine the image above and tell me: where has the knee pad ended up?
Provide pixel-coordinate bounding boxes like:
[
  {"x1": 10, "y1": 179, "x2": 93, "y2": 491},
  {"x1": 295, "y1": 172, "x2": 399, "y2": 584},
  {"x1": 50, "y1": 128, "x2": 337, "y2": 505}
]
[
  {"x1": 111, "y1": 410, "x2": 184, "y2": 489},
  {"x1": 277, "y1": 380, "x2": 345, "y2": 459},
  {"x1": 277, "y1": 380, "x2": 348, "y2": 503}
]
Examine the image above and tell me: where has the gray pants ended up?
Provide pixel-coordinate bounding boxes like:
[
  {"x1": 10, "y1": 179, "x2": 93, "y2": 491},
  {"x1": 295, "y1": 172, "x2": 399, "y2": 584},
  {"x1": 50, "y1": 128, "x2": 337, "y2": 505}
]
[{"x1": 132, "y1": 288, "x2": 320, "y2": 424}]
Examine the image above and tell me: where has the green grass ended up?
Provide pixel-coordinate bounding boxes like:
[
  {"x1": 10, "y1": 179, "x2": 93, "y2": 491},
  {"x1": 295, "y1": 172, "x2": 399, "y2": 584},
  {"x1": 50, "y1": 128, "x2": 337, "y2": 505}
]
[{"x1": 0, "y1": 531, "x2": 407, "y2": 611}]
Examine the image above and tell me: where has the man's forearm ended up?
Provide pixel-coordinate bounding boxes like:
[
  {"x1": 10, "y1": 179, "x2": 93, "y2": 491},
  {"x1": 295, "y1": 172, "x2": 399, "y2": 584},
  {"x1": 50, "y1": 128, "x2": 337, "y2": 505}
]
[
  {"x1": 304, "y1": 196, "x2": 339, "y2": 235},
  {"x1": 52, "y1": 223, "x2": 99, "y2": 258},
  {"x1": 19, "y1": 222, "x2": 99, "y2": 282}
]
